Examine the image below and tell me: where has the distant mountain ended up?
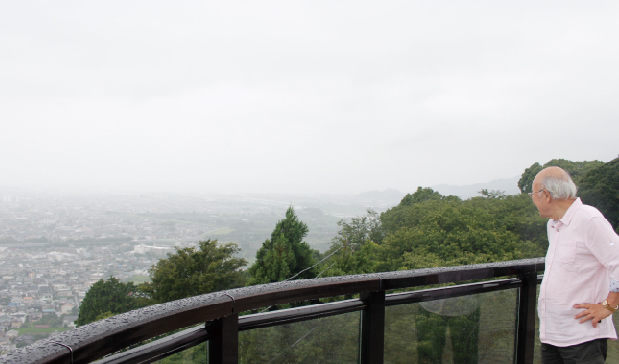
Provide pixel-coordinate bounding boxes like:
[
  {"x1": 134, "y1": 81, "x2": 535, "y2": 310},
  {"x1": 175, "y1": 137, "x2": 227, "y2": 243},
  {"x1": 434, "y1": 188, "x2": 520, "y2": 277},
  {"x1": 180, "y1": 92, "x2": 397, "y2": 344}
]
[
  {"x1": 432, "y1": 176, "x2": 521, "y2": 200},
  {"x1": 352, "y1": 177, "x2": 522, "y2": 206}
]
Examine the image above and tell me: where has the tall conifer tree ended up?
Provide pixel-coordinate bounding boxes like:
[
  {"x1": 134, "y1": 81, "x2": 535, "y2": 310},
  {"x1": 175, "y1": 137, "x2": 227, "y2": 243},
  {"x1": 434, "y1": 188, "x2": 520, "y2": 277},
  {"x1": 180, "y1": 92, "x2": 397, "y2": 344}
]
[{"x1": 249, "y1": 206, "x2": 317, "y2": 284}]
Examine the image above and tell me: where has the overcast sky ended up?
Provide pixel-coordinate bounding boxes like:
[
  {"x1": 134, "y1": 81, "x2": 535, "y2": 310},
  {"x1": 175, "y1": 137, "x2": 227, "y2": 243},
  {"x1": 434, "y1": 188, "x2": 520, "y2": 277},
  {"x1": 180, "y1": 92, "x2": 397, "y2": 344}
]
[{"x1": 1, "y1": 1, "x2": 617, "y2": 195}]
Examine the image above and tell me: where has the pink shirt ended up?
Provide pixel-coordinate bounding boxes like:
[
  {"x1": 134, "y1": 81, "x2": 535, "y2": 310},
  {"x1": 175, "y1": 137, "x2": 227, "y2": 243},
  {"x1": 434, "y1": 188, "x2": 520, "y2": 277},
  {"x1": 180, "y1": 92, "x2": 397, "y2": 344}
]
[{"x1": 539, "y1": 198, "x2": 619, "y2": 346}]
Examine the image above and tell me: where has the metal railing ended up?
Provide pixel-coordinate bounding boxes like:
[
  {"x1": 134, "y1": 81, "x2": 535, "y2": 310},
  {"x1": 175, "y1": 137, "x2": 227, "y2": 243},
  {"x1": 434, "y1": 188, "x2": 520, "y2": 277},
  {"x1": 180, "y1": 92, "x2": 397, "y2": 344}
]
[{"x1": 0, "y1": 257, "x2": 545, "y2": 364}]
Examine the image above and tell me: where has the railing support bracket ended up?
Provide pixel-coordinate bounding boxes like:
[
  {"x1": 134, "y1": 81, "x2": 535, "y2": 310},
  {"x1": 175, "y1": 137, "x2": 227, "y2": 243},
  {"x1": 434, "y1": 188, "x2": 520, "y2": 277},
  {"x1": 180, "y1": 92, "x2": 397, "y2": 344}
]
[
  {"x1": 515, "y1": 271, "x2": 537, "y2": 364},
  {"x1": 207, "y1": 314, "x2": 239, "y2": 364},
  {"x1": 359, "y1": 290, "x2": 385, "y2": 364}
]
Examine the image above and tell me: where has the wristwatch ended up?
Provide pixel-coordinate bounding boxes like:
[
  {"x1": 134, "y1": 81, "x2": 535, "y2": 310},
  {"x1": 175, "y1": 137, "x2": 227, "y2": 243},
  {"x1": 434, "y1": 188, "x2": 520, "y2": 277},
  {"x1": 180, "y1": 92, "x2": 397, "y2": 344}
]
[{"x1": 602, "y1": 299, "x2": 618, "y2": 313}]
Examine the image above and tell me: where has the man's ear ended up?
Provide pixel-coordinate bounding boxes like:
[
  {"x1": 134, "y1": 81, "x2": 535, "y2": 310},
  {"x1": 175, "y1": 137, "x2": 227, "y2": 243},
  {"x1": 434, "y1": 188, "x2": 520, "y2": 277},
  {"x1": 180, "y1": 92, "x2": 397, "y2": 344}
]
[{"x1": 544, "y1": 192, "x2": 552, "y2": 203}]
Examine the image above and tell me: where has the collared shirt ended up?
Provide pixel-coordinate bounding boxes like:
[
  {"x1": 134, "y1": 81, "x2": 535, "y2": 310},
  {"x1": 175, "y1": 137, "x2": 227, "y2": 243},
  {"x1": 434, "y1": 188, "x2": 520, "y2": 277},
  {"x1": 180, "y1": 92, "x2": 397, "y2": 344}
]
[{"x1": 538, "y1": 198, "x2": 619, "y2": 347}]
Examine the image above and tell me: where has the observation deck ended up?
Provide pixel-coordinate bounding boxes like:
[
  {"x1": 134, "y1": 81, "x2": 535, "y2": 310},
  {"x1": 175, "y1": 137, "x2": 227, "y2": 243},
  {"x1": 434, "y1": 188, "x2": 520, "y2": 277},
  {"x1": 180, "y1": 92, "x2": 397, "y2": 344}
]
[{"x1": 2, "y1": 257, "x2": 613, "y2": 364}]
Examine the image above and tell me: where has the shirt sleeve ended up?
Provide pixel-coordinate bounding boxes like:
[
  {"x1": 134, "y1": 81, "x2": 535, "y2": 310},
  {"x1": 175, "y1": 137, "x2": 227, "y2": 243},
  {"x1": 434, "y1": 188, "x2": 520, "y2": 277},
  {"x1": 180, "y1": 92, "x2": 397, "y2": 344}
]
[
  {"x1": 610, "y1": 279, "x2": 619, "y2": 293},
  {"x1": 586, "y1": 217, "x2": 619, "y2": 281}
]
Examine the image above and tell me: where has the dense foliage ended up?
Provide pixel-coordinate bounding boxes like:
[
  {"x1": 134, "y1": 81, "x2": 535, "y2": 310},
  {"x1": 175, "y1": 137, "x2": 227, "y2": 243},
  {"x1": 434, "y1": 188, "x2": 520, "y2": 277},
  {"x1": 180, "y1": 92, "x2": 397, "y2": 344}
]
[
  {"x1": 313, "y1": 186, "x2": 548, "y2": 282},
  {"x1": 579, "y1": 158, "x2": 619, "y2": 232},
  {"x1": 76, "y1": 277, "x2": 146, "y2": 326},
  {"x1": 248, "y1": 206, "x2": 319, "y2": 284},
  {"x1": 139, "y1": 239, "x2": 247, "y2": 303},
  {"x1": 318, "y1": 209, "x2": 381, "y2": 277},
  {"x1": 381, "y1": 189, "x2": 545, "y2": 272}
]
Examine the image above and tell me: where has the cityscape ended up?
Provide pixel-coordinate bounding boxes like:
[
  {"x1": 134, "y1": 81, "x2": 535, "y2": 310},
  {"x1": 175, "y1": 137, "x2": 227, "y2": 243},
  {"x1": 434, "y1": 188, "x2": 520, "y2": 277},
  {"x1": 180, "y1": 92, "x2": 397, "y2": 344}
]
[{"x1": 0, "y1": 190, "x2": 402, "y2": 352}]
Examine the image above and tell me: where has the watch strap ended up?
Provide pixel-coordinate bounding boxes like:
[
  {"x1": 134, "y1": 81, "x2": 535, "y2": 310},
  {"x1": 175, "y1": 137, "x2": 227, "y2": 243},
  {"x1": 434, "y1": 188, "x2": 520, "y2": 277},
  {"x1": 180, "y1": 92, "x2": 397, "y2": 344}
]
[{"x1": 603, "y1": 299, "x2": 618, "y2": 313}]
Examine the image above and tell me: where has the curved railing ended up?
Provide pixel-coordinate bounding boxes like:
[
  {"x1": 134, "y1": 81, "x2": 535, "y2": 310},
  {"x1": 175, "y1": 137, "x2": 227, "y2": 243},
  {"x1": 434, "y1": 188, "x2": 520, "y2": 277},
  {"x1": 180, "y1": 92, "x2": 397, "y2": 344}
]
[{"x1": 0, "y1": 258, "x2": 545, "y2": 364}]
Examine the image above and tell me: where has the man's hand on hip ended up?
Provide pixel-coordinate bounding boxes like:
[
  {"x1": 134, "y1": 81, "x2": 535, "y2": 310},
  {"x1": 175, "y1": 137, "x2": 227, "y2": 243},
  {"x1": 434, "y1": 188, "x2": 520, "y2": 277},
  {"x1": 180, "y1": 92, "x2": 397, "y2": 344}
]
[{"x1": 574, "y1": 303, "x2": 613, "y2": 328}]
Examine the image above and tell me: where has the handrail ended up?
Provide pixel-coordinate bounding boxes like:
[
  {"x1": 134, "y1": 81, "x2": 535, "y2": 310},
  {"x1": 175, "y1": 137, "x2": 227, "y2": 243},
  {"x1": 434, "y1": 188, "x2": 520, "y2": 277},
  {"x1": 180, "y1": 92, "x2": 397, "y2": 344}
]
[
  {"x1": 98, "y1": 276, "x2": 543, "y2": 364},
  {"x1": 0, "y1": 257, "x2": 545, "y2": 364}
]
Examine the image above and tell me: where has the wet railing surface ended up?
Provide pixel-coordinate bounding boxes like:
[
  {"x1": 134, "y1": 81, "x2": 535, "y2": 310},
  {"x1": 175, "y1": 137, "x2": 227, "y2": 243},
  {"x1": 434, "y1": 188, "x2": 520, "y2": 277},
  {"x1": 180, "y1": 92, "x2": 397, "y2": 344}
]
[{"x1": 0, "y1": 258, "x2": 545, "y2": 364}]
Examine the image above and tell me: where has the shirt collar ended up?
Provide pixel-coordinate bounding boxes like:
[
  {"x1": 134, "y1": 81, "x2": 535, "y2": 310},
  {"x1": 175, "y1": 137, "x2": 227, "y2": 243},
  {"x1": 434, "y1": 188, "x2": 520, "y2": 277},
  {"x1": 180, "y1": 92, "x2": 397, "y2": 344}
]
[{"x1": 558, "y1": 197, "x2": 582, "y2": 226}]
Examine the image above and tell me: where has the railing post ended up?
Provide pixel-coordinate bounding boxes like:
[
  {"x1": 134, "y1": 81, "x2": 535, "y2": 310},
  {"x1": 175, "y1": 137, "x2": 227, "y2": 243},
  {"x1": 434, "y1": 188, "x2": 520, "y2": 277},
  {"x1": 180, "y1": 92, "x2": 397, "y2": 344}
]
[
  {"x1": 359, "y1": 290, "x2": 385, "y2": 364},
  {"x1": 207, "y1": 314, "x2": 239, "y2": 364},
  {"x1": 515, "y1": 272, "x2": 537, "y2": 364}
]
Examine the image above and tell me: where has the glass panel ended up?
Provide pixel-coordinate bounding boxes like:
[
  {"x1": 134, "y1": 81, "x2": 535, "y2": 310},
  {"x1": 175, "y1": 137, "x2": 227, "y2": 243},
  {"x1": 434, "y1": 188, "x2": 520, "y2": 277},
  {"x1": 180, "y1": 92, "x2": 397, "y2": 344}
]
[
  {"x1": 534, "y1": 284, "x2": 541, "y2": 364},
  {"x1": 385, "y1": 289, "x2": 518, "y2": 364},
  {"x1": 151, "y1": 341, "x2": 208, "y2": 364},
  {"x1": 608, "y1": 314, "x2": 619, "y2": 361},
  {"x1": 239, "y1": 311, "x2": 361, "y2": 364}
]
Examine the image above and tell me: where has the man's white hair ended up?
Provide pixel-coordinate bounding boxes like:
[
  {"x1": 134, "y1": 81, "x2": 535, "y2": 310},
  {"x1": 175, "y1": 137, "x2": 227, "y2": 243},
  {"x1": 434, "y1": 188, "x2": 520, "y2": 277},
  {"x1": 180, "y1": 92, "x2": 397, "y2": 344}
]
[{"x1": 539, "y1": 173, "x2": 578, "y2": 200}]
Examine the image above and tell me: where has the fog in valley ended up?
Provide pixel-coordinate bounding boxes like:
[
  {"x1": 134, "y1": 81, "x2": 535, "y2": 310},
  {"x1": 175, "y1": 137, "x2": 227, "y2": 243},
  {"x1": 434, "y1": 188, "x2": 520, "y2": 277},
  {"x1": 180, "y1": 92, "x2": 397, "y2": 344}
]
[{"x1": 0, "y1": 175, "x2": 518, "y2": 262}]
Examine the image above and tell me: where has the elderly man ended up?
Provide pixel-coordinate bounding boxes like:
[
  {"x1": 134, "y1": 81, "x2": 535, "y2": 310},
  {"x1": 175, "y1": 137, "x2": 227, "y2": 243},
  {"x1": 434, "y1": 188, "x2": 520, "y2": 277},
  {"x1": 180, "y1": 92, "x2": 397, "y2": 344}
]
[{"x1": 532, "y1": 166, "x2": 619, "y2": 363}]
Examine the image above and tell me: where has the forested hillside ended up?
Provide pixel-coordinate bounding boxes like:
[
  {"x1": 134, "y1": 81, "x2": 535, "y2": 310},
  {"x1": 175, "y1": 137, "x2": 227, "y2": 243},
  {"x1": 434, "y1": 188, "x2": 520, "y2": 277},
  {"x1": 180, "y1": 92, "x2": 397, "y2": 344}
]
[{"x1": 316, "y1": 188, "x2": 548, "y2": 279}]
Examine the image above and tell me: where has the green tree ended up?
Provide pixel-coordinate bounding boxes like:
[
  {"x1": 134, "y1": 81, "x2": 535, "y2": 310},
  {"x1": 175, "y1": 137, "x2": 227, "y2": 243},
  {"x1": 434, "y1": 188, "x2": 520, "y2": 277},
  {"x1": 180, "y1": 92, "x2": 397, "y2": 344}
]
[
  {"x1": 518, "y1": 159, "x2": 605, "y2": 194},
  {"x1": 76, "y1": 277, "x2": 146, "y2": 326},
  {"x1": 518, "y1": 162, "x2": 543, "y2": 194},
  {"x1": 249, "y1": 206, "x2": 318, "y2": 284},
  {"x1": 466, "y1": 193, "x2": 548, "y2": 258},
  {"x1": 319, "y1": 240, "x2": 378, "y2": 278},
  {"x1": 249, "y1": 233, "x2": 296, "y2": 283},
  {"x1": 318, "y1": 209, "x2": 382, "y2": 277},
  {"x1": 579, "y1": 157, "x2": 619, "y2": 232},
  {"x1": 334, "y1": 208, "x2": 383, "y2": 248},
  {"x1": 399, "y1": 187, "x2": 443, "y2": 206},
  {"x1": 377, "y1": 187, "x2": 547, "y2": 272},
  {"x1": 378, "y1": 200, "x2": 525, "y2": 271},
  {"x1": 140, "y1": 240, "x2": 247, "y2": 303},
  {"x1": 382, "y1": 187, "x2": 462, "y2": 236},
  {"x1": 478, "y1": 189, "x2": 507, "y2": 199}
]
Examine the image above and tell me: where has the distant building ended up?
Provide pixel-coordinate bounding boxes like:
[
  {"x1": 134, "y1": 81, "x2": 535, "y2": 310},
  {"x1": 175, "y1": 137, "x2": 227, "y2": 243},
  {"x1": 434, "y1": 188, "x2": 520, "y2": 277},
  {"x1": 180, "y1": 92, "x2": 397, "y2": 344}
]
[
  {"x1": 133, "y1": 243, "x2": 174, "y2": 258},
  {"x1": 5, "y1": 330, "x2": 19, "y2": 340},
  {"x1": 1, "y1": 195, "x2": 20, "y2": 202},
  {"x1": 46, "y1": 251, "x2": 77, "y2": 262},
  {"x1": 29, "y1": 312, "x2": 42, "y2": 322},
  {"x1": 60, "y1": 303, "x2": 74, "y2": 315}
]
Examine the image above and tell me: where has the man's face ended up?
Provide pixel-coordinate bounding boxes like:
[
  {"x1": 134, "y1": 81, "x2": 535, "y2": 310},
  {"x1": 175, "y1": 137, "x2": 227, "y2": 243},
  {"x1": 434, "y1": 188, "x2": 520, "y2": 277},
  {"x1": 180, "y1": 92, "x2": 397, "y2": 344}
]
[{"x1": 531, "y1": 180, "x2": 551, "y2": 218}]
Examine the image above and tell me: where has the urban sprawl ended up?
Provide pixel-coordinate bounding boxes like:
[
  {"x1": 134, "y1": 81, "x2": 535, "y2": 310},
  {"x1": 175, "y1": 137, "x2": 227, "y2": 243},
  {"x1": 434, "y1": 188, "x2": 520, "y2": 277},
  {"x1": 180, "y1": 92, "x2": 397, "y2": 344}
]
[{"x1": 0, "y1": 191, "x2": 388, "y2": 352}]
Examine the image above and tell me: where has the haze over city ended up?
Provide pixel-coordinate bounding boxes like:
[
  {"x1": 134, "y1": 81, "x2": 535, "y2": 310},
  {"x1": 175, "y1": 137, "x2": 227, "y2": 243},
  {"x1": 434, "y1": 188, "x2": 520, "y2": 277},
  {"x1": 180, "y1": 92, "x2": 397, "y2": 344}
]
[{"x1": 1, "y1": 1, "x2": 618, "y2": 195}]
